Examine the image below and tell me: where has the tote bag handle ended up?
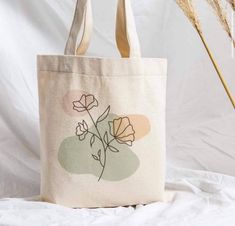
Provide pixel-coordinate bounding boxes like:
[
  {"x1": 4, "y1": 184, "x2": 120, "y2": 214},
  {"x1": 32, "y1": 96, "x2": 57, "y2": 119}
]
[{"x1": 64, "y1": 0, "x2": 141, "y2": 58}]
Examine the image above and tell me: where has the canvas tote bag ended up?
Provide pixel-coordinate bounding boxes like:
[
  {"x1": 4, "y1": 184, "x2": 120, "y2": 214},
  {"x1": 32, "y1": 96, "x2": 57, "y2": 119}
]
[{"x1": 37, "y1": 0, "x2": 167, "y2": 208}]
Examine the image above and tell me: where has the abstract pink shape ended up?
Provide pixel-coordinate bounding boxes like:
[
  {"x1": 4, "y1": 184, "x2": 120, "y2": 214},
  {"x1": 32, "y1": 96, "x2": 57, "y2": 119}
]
[{"x1": 62, "y1": 90, "x2": 88, "y2": 117}]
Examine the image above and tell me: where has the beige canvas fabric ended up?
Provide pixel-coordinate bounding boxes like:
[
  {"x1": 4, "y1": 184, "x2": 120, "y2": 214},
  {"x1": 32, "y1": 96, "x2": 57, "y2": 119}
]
[{"x1": 37, "y1": 0, "x2": 167, "y2": 208}]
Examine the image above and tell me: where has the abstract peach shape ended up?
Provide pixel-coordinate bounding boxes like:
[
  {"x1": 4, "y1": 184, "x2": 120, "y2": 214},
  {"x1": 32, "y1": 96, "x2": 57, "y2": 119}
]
[
  {"x1": 62, "y1": 90, "x2": 88, "y2": 117},
  {"x1": 125, "y1": 115, "x2": 151, "y2": 140}
]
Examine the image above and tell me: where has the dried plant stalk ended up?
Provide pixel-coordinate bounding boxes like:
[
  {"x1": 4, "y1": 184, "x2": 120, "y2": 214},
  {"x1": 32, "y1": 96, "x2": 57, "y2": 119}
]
[
  {"x1": 227, "y1": 0, "x2": 235, "y2": 11},
  {"x1": 176, "y1": 0, "x2": 235, "y2": 108},
  {"x1": 175, "y1": 0, "x2": 202, "y2": 33},
  {"x1": 207, "y1": 0, "x2": 235, "y2": 47}
]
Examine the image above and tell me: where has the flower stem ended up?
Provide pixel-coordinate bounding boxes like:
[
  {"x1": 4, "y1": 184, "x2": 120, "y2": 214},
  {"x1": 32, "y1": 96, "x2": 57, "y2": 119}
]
[
  {"x1": 86, "y1": 109, "x2": 108, "y2": 181},
  {"x1": 87, "y1": 131, "x2": 101, "y2": 141},
  {"x1": 87, "y1": 110, "x2": 104, "y2": 143},
  {"x1": 97, "y1": 138, "x2": 115, "y2": 181},
  {"x1": 98, "y1": 151, "x2": 107, "y2": 181},
  {"x1": 197, "y1": 28, "x2": 235, "y2": 109}
]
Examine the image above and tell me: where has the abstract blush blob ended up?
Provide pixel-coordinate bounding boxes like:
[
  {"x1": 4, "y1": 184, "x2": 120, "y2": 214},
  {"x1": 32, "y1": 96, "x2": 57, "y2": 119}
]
[{"x1": 62, "y1": 90, "x2": 88, "y2": 117}]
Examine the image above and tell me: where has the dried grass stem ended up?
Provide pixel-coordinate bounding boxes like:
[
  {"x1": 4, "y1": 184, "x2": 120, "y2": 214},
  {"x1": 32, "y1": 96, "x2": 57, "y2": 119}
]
[
  {"x1": 207, "y1": 0, "x2": 235, "y2": 47},
  {"x1": 228, "y1": 0, "x2": 235, "y2": 11},
  {"x1": 197, "y1": 29, "x2": 235, "y2": 108},
  {"x1": 176, "y1": 0, "x2": 235, "y2": 108}
]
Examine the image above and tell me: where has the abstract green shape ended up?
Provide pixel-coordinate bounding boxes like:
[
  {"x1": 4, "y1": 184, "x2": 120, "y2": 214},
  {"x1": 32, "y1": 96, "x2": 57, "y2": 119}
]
[{"x1": 58, "y1": 114, "x2": 140, "y2": 181}]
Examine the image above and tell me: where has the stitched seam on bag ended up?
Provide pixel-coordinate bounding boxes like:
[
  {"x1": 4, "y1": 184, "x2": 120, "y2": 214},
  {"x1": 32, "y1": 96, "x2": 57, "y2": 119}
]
[{"x1": 38, "y1": 70, "x2": 167, "y2": 77}]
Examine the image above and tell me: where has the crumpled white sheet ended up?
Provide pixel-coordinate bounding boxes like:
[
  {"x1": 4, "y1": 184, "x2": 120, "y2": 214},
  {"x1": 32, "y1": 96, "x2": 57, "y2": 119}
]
[{"x1": 1, "y1": 167, "x2": 235, "y2": 226}]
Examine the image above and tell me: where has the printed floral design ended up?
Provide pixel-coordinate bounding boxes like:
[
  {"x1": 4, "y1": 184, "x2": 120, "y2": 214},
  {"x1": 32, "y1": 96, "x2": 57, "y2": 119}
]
[
  {"x1": 76, "y1": 120, "x2": 88, "y2": 141},
  {"x1": 109, "y1": 117, "x2": 135, "y2": 146},
  {"x1": 73, "y1": 94, "x2": 135, "y2": 181},
  {"x1": 73, "y1": 94, "x2": 98, "y2": 112}
]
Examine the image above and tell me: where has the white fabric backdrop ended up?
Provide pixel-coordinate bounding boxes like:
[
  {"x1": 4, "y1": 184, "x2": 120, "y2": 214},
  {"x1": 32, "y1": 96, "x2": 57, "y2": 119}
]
[{"x1": 0, "y1": 0, "x2": 234, "y2": 199}]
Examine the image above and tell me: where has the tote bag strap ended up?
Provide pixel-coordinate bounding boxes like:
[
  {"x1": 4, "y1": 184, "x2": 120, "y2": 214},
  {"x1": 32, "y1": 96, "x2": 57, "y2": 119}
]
[
  {"x1": 115, "y1": 0, "x2": 141, "y2": 58},
  {"x1": 64, "y1": 0, "x2": 92, "y2": 56},
  {"x1": 64, "y1": 0, "x2": 141, "y2": 58}
]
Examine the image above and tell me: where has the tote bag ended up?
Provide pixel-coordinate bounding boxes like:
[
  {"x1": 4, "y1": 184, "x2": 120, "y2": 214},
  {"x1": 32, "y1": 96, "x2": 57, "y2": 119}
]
[{"x1": 37, "y1": 0, "x2": 167, "y2": 208}]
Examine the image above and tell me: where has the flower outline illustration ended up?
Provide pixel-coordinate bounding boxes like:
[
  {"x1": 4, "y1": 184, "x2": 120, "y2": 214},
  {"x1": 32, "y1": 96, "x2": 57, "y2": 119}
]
[
  {"x1": 73, "y1": 94, "x2": 98, "y2": 112},
  {"x1": 109, "y1": 117, "x2": 135, "y2": 146},
  {"x1": 76, "y1": 120, "x2": 88, "y2": 141},
  {"x1": 73, "y1": 94, "x2": 136, "y2": 181}
]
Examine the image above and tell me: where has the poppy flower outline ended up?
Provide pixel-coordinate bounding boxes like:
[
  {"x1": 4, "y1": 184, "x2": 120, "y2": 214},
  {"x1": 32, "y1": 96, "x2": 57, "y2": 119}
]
[
  {"x1": 73, "y1": 94, "x2": 98, "y2": 112},
  {"x1": 109, "y1": 117, "x2": 135, "y2": 146}
]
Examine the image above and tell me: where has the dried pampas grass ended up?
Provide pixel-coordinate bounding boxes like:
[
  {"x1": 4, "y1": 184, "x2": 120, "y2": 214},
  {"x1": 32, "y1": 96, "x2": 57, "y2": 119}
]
[
  {"x1": 227, "y1": 0, "x2": 235, "y2": 11},
  {"x1": 176, "y1": 0, "x2": 235, "y2": 108},
  {"x1": 175, "y1": 0, "x2": 202, "y2": 33},
  {"x1": 207, "y1": 0, "x2": 235, "y2": 47}
]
